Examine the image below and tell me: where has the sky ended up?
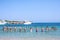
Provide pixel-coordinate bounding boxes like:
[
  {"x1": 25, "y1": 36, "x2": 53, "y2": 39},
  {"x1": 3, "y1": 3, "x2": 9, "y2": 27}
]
[{"x1": 0, "y1": 0, "x2": 60, "y2": 22}]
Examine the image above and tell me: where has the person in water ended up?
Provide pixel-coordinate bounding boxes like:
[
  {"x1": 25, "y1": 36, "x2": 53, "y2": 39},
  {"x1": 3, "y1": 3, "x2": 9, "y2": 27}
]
[
  {"x1": 24, "y1": 28, "x2": 26, "y2": 32},
  {"x1": 3, "y1": 26, "x2": 8, "y2": 32},
  {"x1": 41, "y1": 27, "x2": 44, "y2": 32},
  {"x1": 14, "y1": 27, "x2": 16, "y2": 32},
  {"x1": 51, "y1": 26, "x2": 57, "y2": 31},
  {"x1": 10, "y1": 27, "x2": 12, "y2": 32},
  {"x1": 46, "y1": 26, "x2": 49, "y2": 32},
  {"x1": 19, "y1": 27, "x2": 22, "y2": 32},
  {"x1": 30, "y1": 28, "x2": 32, "y2": 32},
  {"x1": 36, "y1": 27, "x2": 38, "y2": 32}
]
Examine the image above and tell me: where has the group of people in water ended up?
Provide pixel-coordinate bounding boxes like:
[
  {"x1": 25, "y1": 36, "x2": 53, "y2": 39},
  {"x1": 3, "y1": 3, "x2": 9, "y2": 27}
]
[{"x1": 3, "y1": 26, "x2": 57, "y2": 32}]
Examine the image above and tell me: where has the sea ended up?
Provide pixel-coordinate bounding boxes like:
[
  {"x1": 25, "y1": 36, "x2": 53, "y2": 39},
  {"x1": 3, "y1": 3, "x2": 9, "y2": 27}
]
[{"x1": 0, "y1": 23, "x2": 60, "y2": 38}]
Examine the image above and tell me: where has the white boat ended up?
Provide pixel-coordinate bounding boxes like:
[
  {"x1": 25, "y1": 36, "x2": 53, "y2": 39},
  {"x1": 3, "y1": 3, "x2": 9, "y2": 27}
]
[
  {"x1": 0, "y1": 20, "x2": 7, "y2": 25},
  {"x1": 24, "y1": 21, "x2": 32, "y2": 25}
]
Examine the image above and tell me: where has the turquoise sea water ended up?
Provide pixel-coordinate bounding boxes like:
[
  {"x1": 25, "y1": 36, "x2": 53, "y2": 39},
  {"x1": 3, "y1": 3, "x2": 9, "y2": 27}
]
[{"x1": 0, "y1": 23, "x2": 60, "y2": 38}]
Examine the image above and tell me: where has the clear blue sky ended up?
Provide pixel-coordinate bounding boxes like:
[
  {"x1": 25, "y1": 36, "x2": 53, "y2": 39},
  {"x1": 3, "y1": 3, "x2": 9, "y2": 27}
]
[{"x1": 0, "y1": 0, "x2": 60, "y2": 22}]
